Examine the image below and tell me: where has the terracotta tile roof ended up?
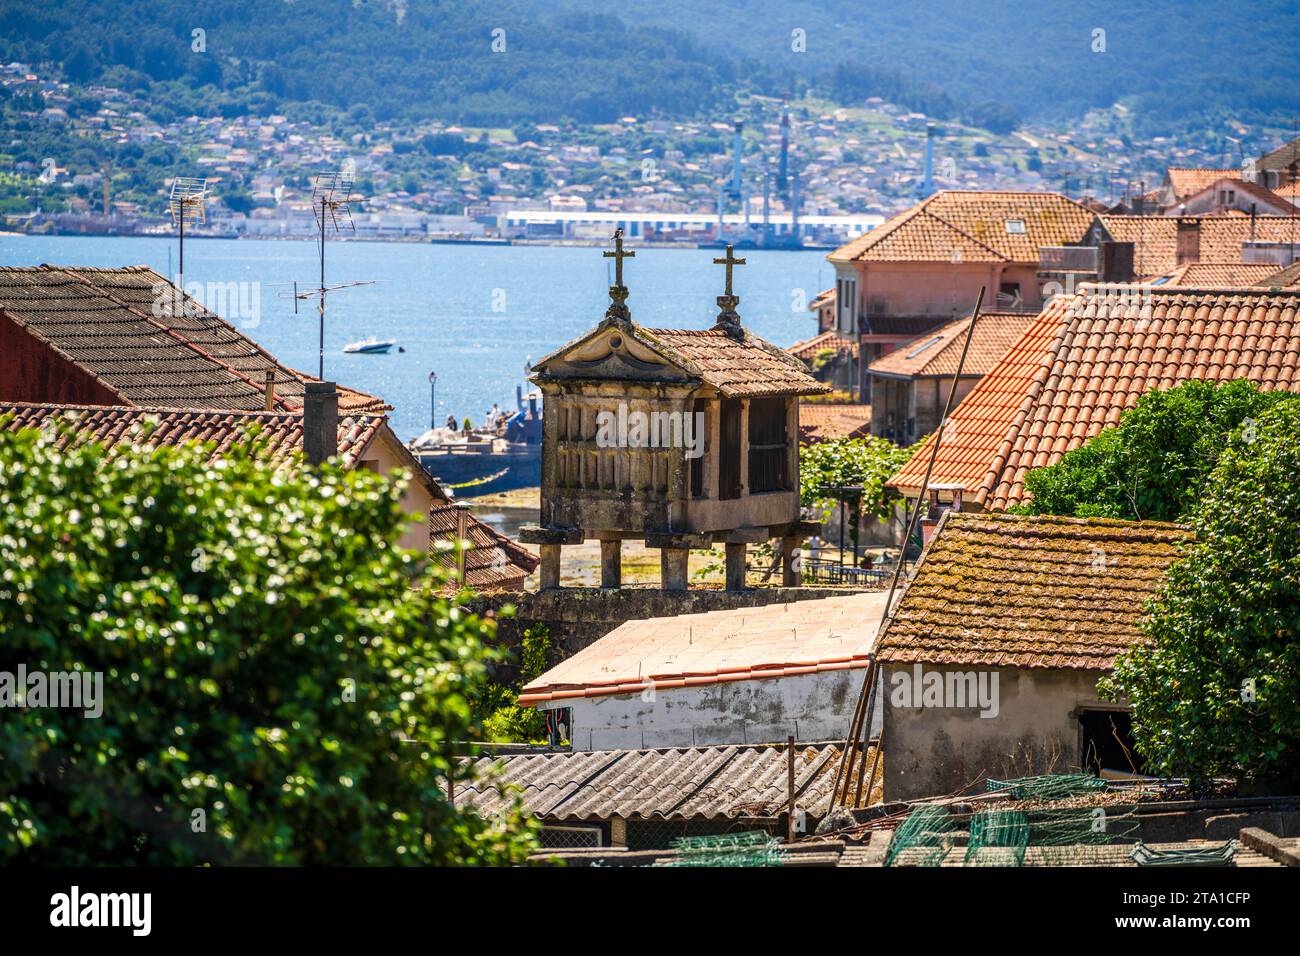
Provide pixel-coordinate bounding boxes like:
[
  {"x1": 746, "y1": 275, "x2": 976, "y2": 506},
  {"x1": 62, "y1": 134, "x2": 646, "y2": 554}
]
[
  {"x1": 1098, "y1": 215, "x2": 1300, "y2": 276},
  {"x1": 519, "y1": 591, "x2": 889, "y2": 706},
  {"x1": 457, "y1": 741, "x2": 846, "y2": 821},
  {"x1": 1256, "y1": 261, "x2": 1300, "y2": 289},
  {"x1": 1155, "y1": 263, "x2": 1282, "y2": 287},
  {"x1": 1164, "y1": 167, "x2": 1237, "y2": 200},
  {"x1": 809, "y1": 287, "x2": 836, "y2": 309},
  {"x1": 868, "y1": 311, "x2": 1037, "y2": 379},
  {"x1": 0, "y1": 400, "x2": 385, "y2": 468},
  {"x1": 798, "y1": 403, "x2": 872, "y2": 443},
  {"x1": 0, "y1": 265, "x2": 387, "y2": 413},
  {"x1": 888, "y1": 284, "x2": 1300, "y2": 509},
  {"x1": 829, "y1": 192, "x2": 1094, "y2": 264},
  {"x1": 787, "y1": 329, "x2": 858, "y2": 362},
  {"x1": 428, "y1": 504, "x2": 538, "y2": 591},
  {"x1": 636, "y1": 326, "x2": 831, "y2": 397},
  {"x1": 876, "y1": 512, "x2": 1192, "y2": 670},
  {"x1": 1258, "y1": 135, "x2": 1300, "y2": 172}
]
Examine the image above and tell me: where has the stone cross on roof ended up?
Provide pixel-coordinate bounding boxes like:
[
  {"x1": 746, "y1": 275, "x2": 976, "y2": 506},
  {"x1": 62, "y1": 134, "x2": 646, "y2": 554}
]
[
  {"x1": 712, "y1": 243, "x2": 746, "y2": 337},
  {"x1": 602, "y1": 227, "x2": 636, "y2": 325}
]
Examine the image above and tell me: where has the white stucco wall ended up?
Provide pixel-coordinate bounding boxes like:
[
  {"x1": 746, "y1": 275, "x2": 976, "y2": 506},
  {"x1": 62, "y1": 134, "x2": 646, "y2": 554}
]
[{"x1": 542, "y1": 668, "x2": 883, "y2": 751}]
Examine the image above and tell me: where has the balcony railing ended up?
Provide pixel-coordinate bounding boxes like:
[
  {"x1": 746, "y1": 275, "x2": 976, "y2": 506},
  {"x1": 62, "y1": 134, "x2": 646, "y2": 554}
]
[{"x1": 1038, "y1": 245, "x2": 1099, "y2": 273}]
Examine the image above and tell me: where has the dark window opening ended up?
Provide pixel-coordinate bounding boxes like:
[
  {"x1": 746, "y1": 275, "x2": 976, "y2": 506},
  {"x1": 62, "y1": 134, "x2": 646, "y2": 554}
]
[
  {"x1": 1080, "y1": 710, "x2": 1143, "y2": 775},
  {"x1": 719, "y1": 398, "x2": 742, "y2": 500},
  {"x1": 690, "y1": 398, "x2": 707, "y2": 497},
  {"x1": 998, "y1": 282, "x2": 1021, "y2": 306},
  {"x1": 748, "y1": 396, "x2": 789, "y2": 494}
]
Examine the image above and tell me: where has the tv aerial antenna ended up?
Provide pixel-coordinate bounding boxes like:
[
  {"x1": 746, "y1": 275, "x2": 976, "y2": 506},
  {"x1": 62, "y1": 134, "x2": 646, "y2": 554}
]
[
  {"x1": 278, "y1": 169, "x2": 377, "y2": 378},
  {"x1": 168, "y1": 176, "x2": 209, "y2": 294}
]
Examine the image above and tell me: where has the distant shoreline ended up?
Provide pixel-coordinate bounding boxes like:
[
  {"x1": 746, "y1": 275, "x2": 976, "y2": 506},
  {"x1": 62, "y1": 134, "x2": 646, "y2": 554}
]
[{"x1": 6, "y1": 231, "x2": 838, "y2": 252}]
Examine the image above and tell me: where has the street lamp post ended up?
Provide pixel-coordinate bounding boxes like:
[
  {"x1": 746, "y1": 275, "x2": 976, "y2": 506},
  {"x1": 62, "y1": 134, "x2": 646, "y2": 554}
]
[{"x1": 428, "y1": 370, "x2": 438, "y2": 430}]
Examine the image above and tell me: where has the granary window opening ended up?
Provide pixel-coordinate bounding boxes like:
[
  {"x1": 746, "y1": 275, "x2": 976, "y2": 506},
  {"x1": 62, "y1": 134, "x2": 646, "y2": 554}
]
[
  {"x1": 719, "y1": 398, "x2": 743, "y2": 500},
  {"x1": 748, "y1": 396, "x2": 789, "y2": 494}
]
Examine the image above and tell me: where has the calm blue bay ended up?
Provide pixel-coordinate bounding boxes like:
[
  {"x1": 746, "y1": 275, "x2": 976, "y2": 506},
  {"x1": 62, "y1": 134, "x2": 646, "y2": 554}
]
[{"x1": 0, "y1": 235, "x2": 833, "y2": 441}]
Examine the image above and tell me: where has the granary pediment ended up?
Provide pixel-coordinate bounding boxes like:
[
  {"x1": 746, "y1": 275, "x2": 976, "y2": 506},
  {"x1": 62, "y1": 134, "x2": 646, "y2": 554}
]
[{"x1": 529, "y1": 321, "x2": 700, "y2": 387}]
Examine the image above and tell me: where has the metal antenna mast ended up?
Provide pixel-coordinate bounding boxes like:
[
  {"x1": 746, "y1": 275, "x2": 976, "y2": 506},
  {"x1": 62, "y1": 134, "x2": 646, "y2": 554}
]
[
  {"x1": 277, "y1": 170, "x2": 376, "y2": 379},
  {"x1": 168, "y1": 176, "x2": 209, "y2": 294}
]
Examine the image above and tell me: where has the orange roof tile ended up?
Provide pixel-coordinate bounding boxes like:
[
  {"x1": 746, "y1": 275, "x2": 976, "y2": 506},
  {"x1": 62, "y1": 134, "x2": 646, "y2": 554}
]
[
  {"x1": 798, "y1": 403, "x2": 872, "y2": 443},
  {"x1": 888, "y1": 285, "x2": 1300, "y2": 509},
  {"x1": 0, "y1": 400, "x2": 386, "y2": 468},
  {"x1": 829, "y1": 191, "x2": 1095, "y2": 264},
  {"x1": 0, "y1": 265, "x2": 388, "y2": 413},
  {"x1": 1099, "y1": 215, "x2": 1300, "y2": 276},
  {"x1": 1164, "y1": 167, "x2": 1237, "y2": 200},
  {"x1": 1155, "y1": 262, "x2": 1282, "y2": 287},
  {"x1": 787, "y1": 330, "x2": 858, "y2": 362},
  {"x1": 519, "y1": 592, "x2": 889, "y2": 706},
  {"x1": 868, "y1": 310, "x2": 1036, "y2": 379},
  {"x1": 876, "y1": 513, "x2": 1192, "y2": 670}
]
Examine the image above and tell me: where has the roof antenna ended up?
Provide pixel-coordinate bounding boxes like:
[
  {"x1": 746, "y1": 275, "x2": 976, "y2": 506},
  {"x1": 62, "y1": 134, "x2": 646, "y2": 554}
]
[
  {"x1": 167, "y1": 176, "x2": 209, "y2": 299},
  {"x1": 280, "y1": 169, "x2": 376, "y2": 379}
]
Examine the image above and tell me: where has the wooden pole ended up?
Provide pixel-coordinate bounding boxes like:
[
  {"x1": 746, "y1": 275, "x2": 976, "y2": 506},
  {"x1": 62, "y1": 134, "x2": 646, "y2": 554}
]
[{"x1": 787, "y1": 734, "x2": 796, "y2": 842}]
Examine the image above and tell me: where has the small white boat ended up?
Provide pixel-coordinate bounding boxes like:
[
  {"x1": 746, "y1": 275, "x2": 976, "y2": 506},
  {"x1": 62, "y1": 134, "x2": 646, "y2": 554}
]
[{"x1": 343, "y1": 338, "x2": 396, "y2": 354}]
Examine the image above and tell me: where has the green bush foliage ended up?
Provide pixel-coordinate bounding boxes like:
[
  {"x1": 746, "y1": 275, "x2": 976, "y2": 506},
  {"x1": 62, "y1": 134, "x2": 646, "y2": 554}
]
[
  {"x1": 0, "y1": 420, "x2": 538, "y2": 864},
  {"x1": 1103, "y1": 399, "x2": 1300, "y2": 788}
]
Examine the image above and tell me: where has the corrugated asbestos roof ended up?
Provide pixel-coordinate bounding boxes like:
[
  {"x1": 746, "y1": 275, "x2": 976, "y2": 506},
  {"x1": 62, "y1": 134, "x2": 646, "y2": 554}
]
[
  {"x1": 875, "y1": 513, "x2": 1192, "y2": 670},
  {"x1": 519, "y1": 591, "x2": 889, "y2": 706},
  {"x1": 0, "y1": 265, "x2": 386, "y2": 413},
  {"x1": 457, "y1": 741, "x2": 847, "y2": 821},
  {"x1": 888, "y1": 284, "x2": 1300, "y2": 509}
]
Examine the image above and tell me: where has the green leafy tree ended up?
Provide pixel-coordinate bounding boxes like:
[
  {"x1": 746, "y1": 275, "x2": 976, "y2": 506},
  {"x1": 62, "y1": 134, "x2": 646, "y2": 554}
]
[
  {"x1": 474, "y1": 625, "x2": 552, "y2": 743},
  {"x1": 0, "y1": 421, "x2": 538, "y2": 864},
  {"x1": 800, "y1": 435, "x2": 912, "y2": 519},
  {"x1": 1102, "y1": 398, "x2": 1300, "y2": 789},
  {"x1": 1020, "y1": 380, "x2": 1287, "y2": 521}
]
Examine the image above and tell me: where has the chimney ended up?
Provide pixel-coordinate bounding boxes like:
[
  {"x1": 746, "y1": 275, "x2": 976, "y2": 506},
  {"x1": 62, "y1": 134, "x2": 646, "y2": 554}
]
[
  {"x1": 302, "y1": 381, "x2": 338, "y2": 465},
  {"x1": 263, "y1": 369, "x2": 276, "y2": 411},
  {"x1": 1098, "y1": 241, "x2": 1135, "y2": 282},
  {"x1": 920, "y1": 484, "x2": 963, "y2": 548},
  {"x1": 1176, "y1": 218, "x2": 1202, "y2": 265}
]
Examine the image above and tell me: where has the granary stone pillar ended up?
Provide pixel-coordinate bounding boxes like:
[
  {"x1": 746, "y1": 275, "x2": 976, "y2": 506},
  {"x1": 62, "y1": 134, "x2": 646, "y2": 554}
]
[
  {"x1": 599, "y1": 538, "x2": 622, "y2": 589},
  {"x1": 724, "y1": 542, "x2": 748, "y2": 591},
  {"x1": 539, "y1": 544, "x2": 562, "y2": 590},
  {"x1": 660, "y1": 548, "x2": 690, "y2": 591},
  {"x1": 781, "y1": 535, "x2": 801, "y2": 587}
]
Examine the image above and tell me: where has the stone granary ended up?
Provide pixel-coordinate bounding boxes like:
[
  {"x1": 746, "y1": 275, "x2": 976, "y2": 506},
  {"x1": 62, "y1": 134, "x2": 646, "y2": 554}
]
[{"x1": 521, "y1": 236, "x2": 829, "y2": 590}]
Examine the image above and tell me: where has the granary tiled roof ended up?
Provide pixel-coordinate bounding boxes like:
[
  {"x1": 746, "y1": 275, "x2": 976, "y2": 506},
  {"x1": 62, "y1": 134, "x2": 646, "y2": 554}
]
[
  {"x1": 1097, "y1": 215, "x2": 1300, "y2": 276},
  {"x1": 1163, "y1": 167, "x2": 1237, "y2": 200},
  {"x1": 428, "y1": 503, "x2": 538, "y2": 591},
  {"x1": 518, "y1": 591, "x2": 889, "y2": 706},
  {"x1": 787, "y1": 329, "x2": 858, "y2": 362},
  {"x1": 0, "y1": 265, "x2": 387, "y2": 413},
  {"x1": 1154, "y1": 262, "x2": 1283, "y2": 288},
  {"x1": 0, "y1": 401, "x2": 386, "y2": 468},
  {"x1": 457, "y1": 741, "x2": 846, "y2": 821},
  {"x1": 888, "y1": 285, "x2": 1300, "y2": 509},
  {"x1": 876, "y1": 512, "x2": 1192, "y2": 670},
  {"x1": 636, "y1": 326, "x2": 831, "y2": 398},
  {"x1": 868, "y1": 310, "x2": 1037, "y2": 379},
  {"x1": 828, "y1": 192, "x2": 1095, "y2": 264},
  {"x1": 798, "y1": 403, "x2": 872, "y2": 443}
]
